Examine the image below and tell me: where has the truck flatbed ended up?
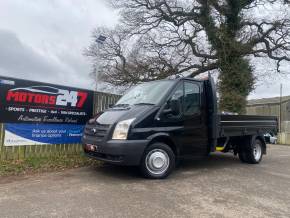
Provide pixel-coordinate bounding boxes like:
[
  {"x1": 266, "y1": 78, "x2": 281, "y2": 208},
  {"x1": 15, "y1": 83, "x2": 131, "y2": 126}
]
[{"x1": 219, "y1": 115, "x2": 278, "y2": 137}]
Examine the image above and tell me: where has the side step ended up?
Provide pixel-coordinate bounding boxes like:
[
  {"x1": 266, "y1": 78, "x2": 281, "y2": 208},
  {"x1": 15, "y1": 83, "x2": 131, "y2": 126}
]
[
  {"x1": 216, "y1": 137, "x2": 230, "y2": 152},
  {"x1": 216, "y1": 146, "x2": 225, "y2": 151}
]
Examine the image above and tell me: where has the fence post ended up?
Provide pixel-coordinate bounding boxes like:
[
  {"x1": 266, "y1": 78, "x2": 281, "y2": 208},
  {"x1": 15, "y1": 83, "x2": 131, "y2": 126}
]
[{"x1": 0, "y1": 123, "x2": 3, "y2": 160}]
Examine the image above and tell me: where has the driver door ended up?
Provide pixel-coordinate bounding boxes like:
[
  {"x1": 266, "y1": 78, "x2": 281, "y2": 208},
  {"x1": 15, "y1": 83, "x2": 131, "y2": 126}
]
[
  {"x1": 181, "y1": 80, "x2": 208, "y2": 156},
  {"x1": 159, "y1": 80, "x2": 207, "y2": 157}
]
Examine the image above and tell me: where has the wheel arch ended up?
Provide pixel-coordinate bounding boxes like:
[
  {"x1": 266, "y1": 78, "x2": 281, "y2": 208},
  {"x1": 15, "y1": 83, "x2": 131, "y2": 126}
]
[
  {"x1": 235, "y1": 135, "x2": 266, "y2": 155},
  {"x1": 147, "y1": 133, "x2": 179, "y2": 156},
  {"x1": 255, "y1": 135, "x2": 267, "y2": 155}
]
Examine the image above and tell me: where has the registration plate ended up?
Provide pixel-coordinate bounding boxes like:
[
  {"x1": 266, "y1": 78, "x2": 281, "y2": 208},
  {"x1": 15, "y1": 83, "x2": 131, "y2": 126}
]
[{"x1": 85, "y1": 144, "x2": 98, "y2": 151}]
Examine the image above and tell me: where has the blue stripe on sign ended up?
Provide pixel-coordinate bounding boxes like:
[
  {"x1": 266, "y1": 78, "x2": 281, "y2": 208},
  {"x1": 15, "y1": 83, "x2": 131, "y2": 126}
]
[{"x1": 5, "y1": 123, "x2": 85, "y2": 144}]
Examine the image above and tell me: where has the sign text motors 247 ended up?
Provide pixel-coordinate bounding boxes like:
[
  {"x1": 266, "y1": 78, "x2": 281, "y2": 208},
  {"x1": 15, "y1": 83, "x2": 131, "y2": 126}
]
[{"x1": 0, "y1": 76, "x2": 94, "y2": 124}]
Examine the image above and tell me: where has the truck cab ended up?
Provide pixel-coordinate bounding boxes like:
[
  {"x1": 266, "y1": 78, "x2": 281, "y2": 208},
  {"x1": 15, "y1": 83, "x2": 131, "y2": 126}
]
[{"x1": 82, "y1": 77, "x2": 278, "y2": 179}]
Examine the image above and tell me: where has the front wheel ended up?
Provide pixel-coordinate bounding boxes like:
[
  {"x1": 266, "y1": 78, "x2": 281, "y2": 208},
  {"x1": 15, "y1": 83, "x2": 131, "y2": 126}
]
[{"x1": 140, "y1": 142, "x2": 175, "y2": 179}]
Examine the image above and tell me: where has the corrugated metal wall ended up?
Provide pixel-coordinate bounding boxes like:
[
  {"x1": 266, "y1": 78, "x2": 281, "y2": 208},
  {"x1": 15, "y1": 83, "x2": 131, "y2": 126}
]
[
  {"x1": 246, "y1": 99, "x2": 290, "y2": 144},
  {"x1": 246, "y1": 100, "x2": 290, "y2": 132},
  {"x1": 0, "y1": 92, "x2": 120, "y2": 161}
]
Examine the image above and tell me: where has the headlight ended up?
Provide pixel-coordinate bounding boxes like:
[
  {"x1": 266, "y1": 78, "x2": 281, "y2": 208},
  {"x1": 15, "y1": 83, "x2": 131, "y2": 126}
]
[{"x1": 112, "y1": 118, "x2": 135, "y2": 140}]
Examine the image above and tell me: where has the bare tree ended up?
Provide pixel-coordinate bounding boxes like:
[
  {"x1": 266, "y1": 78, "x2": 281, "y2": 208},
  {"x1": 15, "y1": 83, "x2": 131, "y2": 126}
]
[
  {"x1": 85, "y1": 26, "x2": 214, "y2": 86},
  {"x1": 86, "y1": 0, "x2": 290, "y2": 113}
]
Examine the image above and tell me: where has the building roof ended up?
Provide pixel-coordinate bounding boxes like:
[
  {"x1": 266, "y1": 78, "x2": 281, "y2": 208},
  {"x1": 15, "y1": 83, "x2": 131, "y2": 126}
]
[{"x1": 247, "y1": 95, "x2": 290, "y2": 106}]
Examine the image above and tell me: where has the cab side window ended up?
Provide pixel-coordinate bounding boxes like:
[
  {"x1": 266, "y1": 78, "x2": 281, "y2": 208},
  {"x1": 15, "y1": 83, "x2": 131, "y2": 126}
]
[
  {"x1": 164, "y1": 83, "x2": 183, "y2": 117},
  {"x1": 184, "y1": 82, "x2": 200, "y2": 115}
]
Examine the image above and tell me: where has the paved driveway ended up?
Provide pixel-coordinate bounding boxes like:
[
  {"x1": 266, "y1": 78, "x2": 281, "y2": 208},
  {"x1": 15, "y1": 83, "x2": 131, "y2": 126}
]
[{"x1": 1, "y1": 145, "x2": 290, "y2": 218}]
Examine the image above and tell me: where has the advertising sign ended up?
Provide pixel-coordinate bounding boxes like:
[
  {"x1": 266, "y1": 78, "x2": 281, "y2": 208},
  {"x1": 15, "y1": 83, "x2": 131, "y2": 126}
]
[
  {"x1": 0, "y1": 76, "x2": 94, "y2": 124},
  {"x1": 4, "y1": 123, "x2": 84, "y2": 146}
]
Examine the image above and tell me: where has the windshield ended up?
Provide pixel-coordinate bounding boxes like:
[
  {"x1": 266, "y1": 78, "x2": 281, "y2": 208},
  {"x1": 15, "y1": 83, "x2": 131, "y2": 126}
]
[{"x1": 116, "y1": 80, "x2": 175, "y2": 106}]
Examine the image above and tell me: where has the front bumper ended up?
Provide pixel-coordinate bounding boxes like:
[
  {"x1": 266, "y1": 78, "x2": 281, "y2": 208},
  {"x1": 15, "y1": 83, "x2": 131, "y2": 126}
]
[{"x1": 82, "y1": 136, "x2": 149, "y2": 166}]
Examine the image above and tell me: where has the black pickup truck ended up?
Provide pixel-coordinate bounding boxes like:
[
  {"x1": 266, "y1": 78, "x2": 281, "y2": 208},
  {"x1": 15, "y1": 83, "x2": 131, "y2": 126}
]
[{"x1": 82, "y1": 77, "x2": 278, "y2": 179}]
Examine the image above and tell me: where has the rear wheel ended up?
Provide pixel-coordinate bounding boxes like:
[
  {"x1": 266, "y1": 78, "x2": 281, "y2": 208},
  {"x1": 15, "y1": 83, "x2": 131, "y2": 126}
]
[
  {"x1": 140, "y1": 142, "x2": 175, "y2": 179},
  {"x1": 238, "y1": 151, "x2": 248, "y2": 163},
  {"x1": 239, "y1": 139, "x2": 263, "y2": 164}
]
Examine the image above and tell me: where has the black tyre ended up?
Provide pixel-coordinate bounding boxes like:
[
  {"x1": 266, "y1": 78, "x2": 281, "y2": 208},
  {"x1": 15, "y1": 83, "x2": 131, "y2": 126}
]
[
  {"x1": 240, "y1": 139, "x2": 263, "y2": 164},
  {"x1": 238, "y1": 151, "x2": 248, "y2": 163},
  {"x1": 140, "y1": 142, "x2": 175, "y2": 179}
]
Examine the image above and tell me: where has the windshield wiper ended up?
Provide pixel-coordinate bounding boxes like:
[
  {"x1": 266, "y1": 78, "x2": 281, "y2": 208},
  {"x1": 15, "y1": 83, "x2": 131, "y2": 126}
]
[
  {"x1": 112, "y1": 104, "x2": 130, "y2": 108},
  {"x1": 134, "y1": 103, "x2": 155, "y2": 106}
]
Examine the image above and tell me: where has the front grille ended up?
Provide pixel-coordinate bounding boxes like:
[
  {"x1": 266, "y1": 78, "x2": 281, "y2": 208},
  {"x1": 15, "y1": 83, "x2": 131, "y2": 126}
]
[{"x1": 84, "y1": 123, "x2": 110, "y2": 141}]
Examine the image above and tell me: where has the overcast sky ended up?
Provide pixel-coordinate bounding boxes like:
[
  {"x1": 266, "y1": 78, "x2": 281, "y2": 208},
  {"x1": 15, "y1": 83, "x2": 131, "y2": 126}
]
[
  {"x1": 0, "y1": 0, "x2": 117, "y2": 90},
  {"x1": 0, "y1": 0, "x2": 289, "y2": 99}
]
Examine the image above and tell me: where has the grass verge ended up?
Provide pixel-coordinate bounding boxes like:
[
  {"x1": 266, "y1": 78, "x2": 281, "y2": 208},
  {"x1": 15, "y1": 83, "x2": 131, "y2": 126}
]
[{"x1": 0, "y1": 155, "x2": 100, "y2": 177}]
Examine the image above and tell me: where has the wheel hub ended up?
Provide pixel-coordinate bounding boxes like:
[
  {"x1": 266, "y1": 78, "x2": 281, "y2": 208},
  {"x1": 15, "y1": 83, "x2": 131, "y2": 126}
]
[
  {"x1": 152, "y1": 155, "x2": 165, "y2": 168},
  {"x1": 253, "y1": 143, "x2": 262, "y2": 161},
  {"x1": 145, "y1": 149, "x2": 170, "y2": 175}
]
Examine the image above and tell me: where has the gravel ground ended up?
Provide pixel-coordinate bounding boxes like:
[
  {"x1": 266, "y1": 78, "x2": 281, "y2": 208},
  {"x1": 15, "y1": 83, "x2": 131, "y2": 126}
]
[{"x1": 1, "y1": 144, "x2": 290, "y2": 218}]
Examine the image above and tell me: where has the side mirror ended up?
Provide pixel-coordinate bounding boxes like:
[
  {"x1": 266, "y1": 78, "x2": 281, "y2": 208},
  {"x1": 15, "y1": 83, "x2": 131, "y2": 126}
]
[{"x1": 163, "y1": 99, "x2": 181, "y2": 116}]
